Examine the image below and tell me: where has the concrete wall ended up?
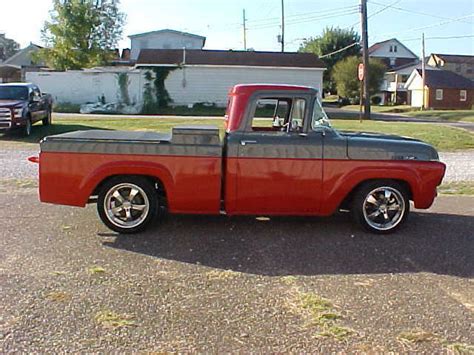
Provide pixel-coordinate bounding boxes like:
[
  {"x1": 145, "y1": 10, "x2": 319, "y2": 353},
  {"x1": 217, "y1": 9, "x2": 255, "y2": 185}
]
[
  {"x1": 130, "y1": 32, "x2": 204, "y2": 60},
  {"x1": 165, "y1": 66, "x2": 324, "y2": 106},
  {"x1": 26, "y1": 70, "x2": 143, "y2": 105},
  {"x1": 26, "y1": 65, "x2": 324, "y2": 107}
]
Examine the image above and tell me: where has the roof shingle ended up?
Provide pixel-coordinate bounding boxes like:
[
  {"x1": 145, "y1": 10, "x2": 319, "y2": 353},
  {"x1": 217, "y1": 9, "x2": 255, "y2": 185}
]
[
  {"x1": 416, "y1": 69, "x2": 474, "y2": 89},
  {"x1": 136, "y1": 49, "x2": 326, "y2": 69}
]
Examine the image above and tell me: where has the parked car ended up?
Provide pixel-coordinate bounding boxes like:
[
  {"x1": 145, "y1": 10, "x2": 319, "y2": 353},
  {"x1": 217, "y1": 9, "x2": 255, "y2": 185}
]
[
  {"x1": 0, "y1": 83, "x2": 53, "y2": 136},
  {"x1": 31, "y1": 84, "x2": 445, "y2": 234}
]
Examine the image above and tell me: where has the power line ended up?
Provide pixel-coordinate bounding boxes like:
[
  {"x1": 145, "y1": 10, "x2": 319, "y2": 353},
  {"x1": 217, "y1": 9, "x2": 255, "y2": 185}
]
[
  {"x1": 248, "y1": 9, "x2": 359, "y2": 30},
  {"x1": 369, "y1": 0, "x2": 473, "y2": 25},
  {"x1": 319, "y1": 42, "x2": 360, "y2": 58},
  {"x1": 367, "y1": 0, "x2": 401, "y2": 19},
  {"x1": 401, "y1": 34, "x2": 474, "y2": 42},
  {"x1": 246, "y1": 5, "x2": 358, "y2": 24},
  {"x1": 373, "y1": 13, "x2": 474, "y2": 39}
]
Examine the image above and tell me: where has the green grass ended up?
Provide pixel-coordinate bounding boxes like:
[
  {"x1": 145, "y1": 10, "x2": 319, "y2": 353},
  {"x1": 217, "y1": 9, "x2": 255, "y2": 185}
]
[
  {"x1": 2, "y1": 114, "x2": 472, "y2": 152},
  {"x1": 332, "y1": 119, "x2": 474, "y2": 151},
  {"x1": 342, "y1": 104, "x2": 414, "y2": 113},
  {"x1": 407, "y1": 110, "x2": 474, "y2": 123},
  {"x1": 95, "y1": 310, "x2": 135, "y2": 328},
  {"x1": 439, "y1": 181, "x2": 474, "y2": 195}
]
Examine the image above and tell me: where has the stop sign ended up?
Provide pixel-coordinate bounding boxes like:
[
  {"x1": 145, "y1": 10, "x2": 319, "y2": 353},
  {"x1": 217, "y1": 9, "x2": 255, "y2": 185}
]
[{"x1": 358, "y1": 63, "x2": 364, "y2": 81}]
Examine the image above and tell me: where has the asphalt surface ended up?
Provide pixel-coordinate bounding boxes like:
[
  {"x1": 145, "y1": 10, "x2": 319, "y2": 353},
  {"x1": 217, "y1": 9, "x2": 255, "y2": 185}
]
[{"x1": 0, "y1": 184, "x2": 473, "y2": 352}]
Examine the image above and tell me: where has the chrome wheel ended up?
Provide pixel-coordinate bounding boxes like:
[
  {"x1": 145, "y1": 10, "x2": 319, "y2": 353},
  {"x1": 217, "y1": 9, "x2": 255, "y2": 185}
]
[
  {"x1": 362, "y1": 186, "x2": 406, "y2": 231},
  {"x1": 104, "y1": 183, "x2": 150, "y2": 229}
]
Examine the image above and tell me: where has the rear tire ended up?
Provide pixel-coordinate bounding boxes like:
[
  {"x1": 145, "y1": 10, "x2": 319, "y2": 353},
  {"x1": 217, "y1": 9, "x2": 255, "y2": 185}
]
[
  {"x1": 351, "y1": 180, "x2": 409, "y2": 234},
  {"x1": 97, "y1": 176, "x2": 158, "y2": 234},
  {"x1": 42, "y1": 110, "x2": 52, "y2": 126}
]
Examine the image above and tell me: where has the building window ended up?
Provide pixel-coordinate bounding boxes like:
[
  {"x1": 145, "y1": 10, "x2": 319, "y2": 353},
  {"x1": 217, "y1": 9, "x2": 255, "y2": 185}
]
[
  {"x1": 390, "y1": 57, "x2": 396, "y2": 66},
  {"x1": 436, "y1": 89, "x2": 443, "y2": 101},
  {"x1": 460, "y1": 90, "x2": 467, "y2": 101},
  {"x1": 394, "y1": 45, "x2": 398, "y2": 52},
  {"x1": 467, "y1": 64, "x2": 473, "y2": 74},
  {"x1": 389, "y1": 45, "x2": 393, "y2": 52}
]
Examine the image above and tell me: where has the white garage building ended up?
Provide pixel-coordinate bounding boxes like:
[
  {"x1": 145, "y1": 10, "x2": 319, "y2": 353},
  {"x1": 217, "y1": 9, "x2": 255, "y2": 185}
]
[
  {"x1": 136, "y1": 48, "x2": 325, "y2": 106},
  {"x1": 26, "y1": 29, "x2": 325, "y2": 109}
]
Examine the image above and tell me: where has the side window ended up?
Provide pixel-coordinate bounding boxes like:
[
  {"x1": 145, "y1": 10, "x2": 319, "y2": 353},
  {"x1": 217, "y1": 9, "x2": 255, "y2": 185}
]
[
  {"x1": 460, "y1": 90, "x2": 467, "y2": 102},
  {"x1": 251, "y1": 98, "x2": 290, "y2": 132},
  {"x1": 289, "y1": 98, "x2": 306, "y2": 132},
  {"x1": 436, "y1": 89, "x2": 443, "y2": 101}
]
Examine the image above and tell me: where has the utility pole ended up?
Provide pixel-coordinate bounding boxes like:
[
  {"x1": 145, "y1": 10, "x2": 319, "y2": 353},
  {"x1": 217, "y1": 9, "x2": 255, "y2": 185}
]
[
  {"x1": 281, "y1": 0, "x2": 285, "y2": 52},
  {"x1": 242, "y1": 9, "x2": 247, "y2": 50},
  {"x1": 421, "y1": 32, "x2": 426, "y2": 110},
  {"x1": 360, "y1": 0, "x2": 370, "y2": 119}
]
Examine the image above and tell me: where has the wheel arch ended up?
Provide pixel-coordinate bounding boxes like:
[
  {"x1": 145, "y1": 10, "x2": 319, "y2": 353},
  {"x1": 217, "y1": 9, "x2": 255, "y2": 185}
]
[{"x1": 338, "y1": 178, "x2": 413, "y2": 210}]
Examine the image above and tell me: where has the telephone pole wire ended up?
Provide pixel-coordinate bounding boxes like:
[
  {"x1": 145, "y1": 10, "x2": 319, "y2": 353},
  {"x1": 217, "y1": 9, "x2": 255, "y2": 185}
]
[
  {"x1": 360, "y1": 0, "x2": 371, "y2": 119},
  {"x1": 281, "y1": 0, "x2": 285, "y2": 52},
  {"x1": 243, "y1": 9, "x2": 247, "y2": 50}
]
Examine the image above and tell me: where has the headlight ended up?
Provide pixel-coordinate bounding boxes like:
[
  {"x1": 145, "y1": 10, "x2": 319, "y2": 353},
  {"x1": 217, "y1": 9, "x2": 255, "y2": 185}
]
[{"x1": 13, "y1": 107, "x2": 23, "y2": 117}]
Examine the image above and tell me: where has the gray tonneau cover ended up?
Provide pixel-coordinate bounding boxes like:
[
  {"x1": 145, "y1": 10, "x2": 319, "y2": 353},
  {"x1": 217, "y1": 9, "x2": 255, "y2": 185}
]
[{"x1": 40, "y1": 126, "x2": 222, "y2": 157}]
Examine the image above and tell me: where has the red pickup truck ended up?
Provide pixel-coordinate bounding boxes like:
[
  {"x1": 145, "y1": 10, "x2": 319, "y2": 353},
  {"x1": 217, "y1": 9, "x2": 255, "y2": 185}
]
[{"x1": 34, "y1": 84, "x2": 445, "y2": 234}]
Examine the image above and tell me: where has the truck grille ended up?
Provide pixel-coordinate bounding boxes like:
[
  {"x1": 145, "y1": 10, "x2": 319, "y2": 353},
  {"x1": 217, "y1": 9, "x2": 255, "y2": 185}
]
[{"x1": 0, "y1": 108, "x2": 12, "y2": 129}]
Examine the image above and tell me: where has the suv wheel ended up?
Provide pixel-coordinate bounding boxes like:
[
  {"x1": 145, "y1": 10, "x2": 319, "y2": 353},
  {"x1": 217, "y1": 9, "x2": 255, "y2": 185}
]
[
  {"x1": 351, "y1": 180, "x2": 409, "y2": 234},
  {"x1": 42, "y1": 110, "x2": 52, "y2": 126},
  {"x1": 97, "y1": 176, "x2": 158, "y2": 234},
  {"x1": 23, "y1": 118, "x2": 32, "y2": 137}
]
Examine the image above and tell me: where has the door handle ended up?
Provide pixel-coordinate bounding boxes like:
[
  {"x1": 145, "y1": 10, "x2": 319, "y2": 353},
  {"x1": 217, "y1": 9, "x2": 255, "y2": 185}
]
[{"x1": 240, "y1": 140, "x2": 257, "y2": 146}]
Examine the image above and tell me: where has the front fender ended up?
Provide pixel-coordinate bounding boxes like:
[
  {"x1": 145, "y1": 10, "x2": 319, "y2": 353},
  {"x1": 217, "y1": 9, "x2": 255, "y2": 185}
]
[{"x1": 320, "y1": 160, "x2": 445, "y2": 215}]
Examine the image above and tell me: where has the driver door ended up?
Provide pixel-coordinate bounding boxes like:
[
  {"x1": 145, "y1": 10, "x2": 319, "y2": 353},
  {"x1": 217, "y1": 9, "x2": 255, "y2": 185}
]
[{"x1": 232, "y1": 95, "x2": 323, "y2": 214}]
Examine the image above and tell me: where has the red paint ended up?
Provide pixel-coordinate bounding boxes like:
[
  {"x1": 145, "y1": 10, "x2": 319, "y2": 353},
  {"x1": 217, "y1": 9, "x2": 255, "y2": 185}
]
[
  {"x1": 223, "y1": 157, "x2": 445, "y2": 215},
  {"x1": 28, "y1": 156, "x2": 40, "y2": 163},
  {"x1": 39, "y1": 151, "x2": 222, "y2": 214}
]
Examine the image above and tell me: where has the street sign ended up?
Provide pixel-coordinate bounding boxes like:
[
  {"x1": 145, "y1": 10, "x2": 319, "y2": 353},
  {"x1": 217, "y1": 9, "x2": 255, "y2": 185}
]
[{"x1": 358, "y1": 63, "x2": 364, "y2": 81}]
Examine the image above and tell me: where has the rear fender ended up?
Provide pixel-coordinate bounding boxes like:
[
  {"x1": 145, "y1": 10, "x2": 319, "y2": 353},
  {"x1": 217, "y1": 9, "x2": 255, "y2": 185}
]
[{"x1": 79, "y1": 160, "x2": 175, "y2": 205}]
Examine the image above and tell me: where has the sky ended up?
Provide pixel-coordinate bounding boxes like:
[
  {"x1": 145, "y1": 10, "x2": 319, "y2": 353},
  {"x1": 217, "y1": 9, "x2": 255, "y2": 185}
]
[{"x1": 1, "y1": 0, "x2": 473, "y2": 56}]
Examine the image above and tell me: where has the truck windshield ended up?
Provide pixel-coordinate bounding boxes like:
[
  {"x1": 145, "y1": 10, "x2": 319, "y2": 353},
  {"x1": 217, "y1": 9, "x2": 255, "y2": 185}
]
[
  {"x1": 311, "y1": 98, "x2": 331, "y2": 129},
  {"x1": 0, "y1": 86, "x2": 29, "y2": 100}
]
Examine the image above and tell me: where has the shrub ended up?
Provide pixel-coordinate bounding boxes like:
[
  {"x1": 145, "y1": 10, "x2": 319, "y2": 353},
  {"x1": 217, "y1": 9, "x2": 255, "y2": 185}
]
[{"x1": 371, "y1": 96, "x2": 382, "y2": 105}]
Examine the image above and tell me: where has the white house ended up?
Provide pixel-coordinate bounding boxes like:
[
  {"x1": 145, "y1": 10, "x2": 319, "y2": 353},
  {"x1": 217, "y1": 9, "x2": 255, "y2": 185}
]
[
  {"x1": 369, "y1": 38, "x2": 418, "y2": 69},
  {"x1": 129, "y1": 29, "x2": 206, "y2": 61}
]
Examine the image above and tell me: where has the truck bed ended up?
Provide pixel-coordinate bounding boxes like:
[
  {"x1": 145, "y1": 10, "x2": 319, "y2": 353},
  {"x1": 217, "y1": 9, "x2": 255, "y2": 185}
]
[{"x1": 39, "y1": 125, "x2": 223, "y2": 213}]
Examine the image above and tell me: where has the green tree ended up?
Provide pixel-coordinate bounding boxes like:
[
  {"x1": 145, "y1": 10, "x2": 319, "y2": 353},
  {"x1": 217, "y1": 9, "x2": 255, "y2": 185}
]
[
  {"x1": 38, "y1": 0, "x2": 125, "y2": 70},
  {"x1": 299, "y1": 27, "x2": 361, "y2": 93},
  {"x1": 0, "y1": 34, "x2": 20, "y2": 61},
  {"x1": 332, "y1": 56, "x2": 386, "y2": 100}
]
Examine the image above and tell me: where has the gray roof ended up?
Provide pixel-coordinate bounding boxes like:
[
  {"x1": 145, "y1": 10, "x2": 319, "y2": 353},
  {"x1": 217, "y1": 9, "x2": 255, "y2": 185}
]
[
  {"x1": 136, "y1": 49, "x2": 326, "y2": 69},
  {"x1": 431, "y1": 54, "x2": 474, "y2": 64},
  {"x1": 415, "y1": 69, "x2": 474, "y2": 89}
]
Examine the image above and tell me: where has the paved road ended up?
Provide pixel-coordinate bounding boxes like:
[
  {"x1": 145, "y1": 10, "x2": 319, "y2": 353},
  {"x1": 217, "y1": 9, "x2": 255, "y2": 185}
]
[
  {"x1": 1, "y1": 143, "x2": 472, "y2": 182},
  {"x1": 0, "y1": 188, "x2": 472, "y2": 352}
]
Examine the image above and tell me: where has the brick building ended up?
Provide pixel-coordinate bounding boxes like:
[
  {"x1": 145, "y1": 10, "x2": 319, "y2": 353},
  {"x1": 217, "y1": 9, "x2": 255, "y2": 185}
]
[{"x1": 405, "y1": 69, "x2": 474, "y2": 109}]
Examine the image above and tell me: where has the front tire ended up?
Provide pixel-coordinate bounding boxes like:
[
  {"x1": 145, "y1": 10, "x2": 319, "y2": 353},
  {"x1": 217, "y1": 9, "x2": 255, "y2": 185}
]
[
  {"x1": 97, "y1": 176, "x2": 158, "y2": 234},
  {"x1": 351, "y1": 180, "x2": 409, "y2": 234}
]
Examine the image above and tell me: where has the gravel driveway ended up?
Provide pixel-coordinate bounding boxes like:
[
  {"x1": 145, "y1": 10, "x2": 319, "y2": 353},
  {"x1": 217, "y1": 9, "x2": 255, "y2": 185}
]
[
  {"x1": 1, "y1": 190, "x2": 473, "y2": 352},
  {"x1": 1, "y1": 143, "x2": 472, "y2": 182}
]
